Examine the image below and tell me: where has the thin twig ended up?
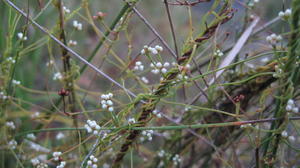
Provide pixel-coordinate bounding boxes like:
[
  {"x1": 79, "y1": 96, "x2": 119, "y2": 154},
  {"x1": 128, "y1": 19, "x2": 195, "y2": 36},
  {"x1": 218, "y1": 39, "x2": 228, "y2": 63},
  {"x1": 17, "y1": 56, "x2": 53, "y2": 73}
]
[{"x1": 163, "y1": 0, "x2": 179, "y2": 58}]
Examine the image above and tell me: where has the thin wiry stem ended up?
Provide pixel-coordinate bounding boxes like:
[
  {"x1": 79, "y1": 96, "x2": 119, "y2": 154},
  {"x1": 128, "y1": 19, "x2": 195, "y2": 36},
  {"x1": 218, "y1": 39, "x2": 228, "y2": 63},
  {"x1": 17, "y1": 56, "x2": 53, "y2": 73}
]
[
  {"x1": 163, "y1": 0, "x2": 179, "y2": 58},
  {"x1": 15, "y1": 116, "x2": 300, "y2": 137}
]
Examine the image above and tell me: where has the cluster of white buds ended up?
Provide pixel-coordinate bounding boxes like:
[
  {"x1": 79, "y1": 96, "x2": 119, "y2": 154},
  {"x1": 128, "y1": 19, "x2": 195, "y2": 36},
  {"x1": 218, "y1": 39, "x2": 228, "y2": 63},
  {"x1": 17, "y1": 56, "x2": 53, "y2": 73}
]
[
  {"x1": 100, "y1": 93, "x2": 114, "y2": 112},
  {"x1": 266, "y1": 33, "x2": 282, "y2": 45},
  {"x1": 31, "y1": 158, "x2": 48, "y2": 168},
  {"x1": 140, "y1": 76, "x2": 149, "y2": 84},
  {"x1": 37, "y1": 163, "x2": 49, "y2": 168},
  {"x1": 8, "y1": 140, "x2": 17, "y2": 149},
  {"x1": 281, "y1": 130, "x2": 296, "y2": 142},
  {"x1": 150, "y1": 62, "x2": 170, "y2": 74},
  {"x1": 87, "y1": 155, "x2": 98, "y2": 168},
  {"x1": 140, "y1": 45, "x2": 163, "y2": 55},
  {"x1": 248, "y1": 0, "x2": 259, "y2": 7},
  {"x1": 184, "y1": 107, "x2": 192, "y2": 112},
  {"x1": 56, "y1": 161, "x2": 66, "y2": 168},
  {"x1": 172, "y1": 154, "x2": 182, "y2": 166},
  {"x1": 53, "y1": 72, "x2": 63, "y2": 80},
  {"x1": 0, "y1": 91, "x2": 8, "y2": 100},
  {"x1": 85, "y1": 120, "x2": 101, "y2": 135},
  {"x1": 27, "y1": 133, "x2": 37, "y2": 140},
  {"x1": 128, "y1": 118, "x2": 136, "y2": 124},
  {"x1": 278, "y1": 9, "x2": 292, "y2": 20},
  {"x1": 68, "y1": 40, "x2": 77, "y2": 46},
  {"x1": 273, "y1": 65, "x2": 283, "y2": 78},
  {"x1": 141, "y1": 130, "x2": 154, "y2": 141},
  {"x1": 31, "y1": 158, "x2": 40, "y2": 166},
  {"x1": 152, "y1": 109, "x2": 162, "y2": 118},
  {"x1": 31, "y1": 111, "x2": 40, "y2": 118},
  {"x1": 173, "y1": 62, "x2": 192, "y2": 73},
  {"x1": 63, "y1": 6, "x2": 70, "y2": 13},
  {"x1": 53, "y1": 151, "x2": 62, "y2": 161},
  {"x1": 157, "y1": 150, "x2": 165, "y2": 158},
  {"x1": 5, "y1": 121, "x2": 16, "y2": 130},
  {"x1": 176, "y1": 74, "x2": 189, "y2": 83},
  {"x1": 46, "y1": 60, "x2": 54, "y2": 67},
  {"x1": 214, "y1": 49, "x2": 224, "y2": 57},
  {"x1": 6, "y1": 57, "x2": 16, "y2": 64},
  {"x1": 17, "y1": 32, "x2": 27, "y2": 41},
  {"x1": 12, "y1": 79, "x2": 21, "y2": 85},
  {"x1": 240, "y1": 123, "x2": 252, "y2": 129},
  {"x1": 56, "y1": 132, "x2": 65, "y2": 140},
  {"x1": 133, "y1": 61, "x2": 144, "y2": 71},
  {"x1": 73, "y1": 20, "x2": 83, "y2": 30},
  {"x1": 286, "y1": 99, "x2": 299, "y2": 113}
]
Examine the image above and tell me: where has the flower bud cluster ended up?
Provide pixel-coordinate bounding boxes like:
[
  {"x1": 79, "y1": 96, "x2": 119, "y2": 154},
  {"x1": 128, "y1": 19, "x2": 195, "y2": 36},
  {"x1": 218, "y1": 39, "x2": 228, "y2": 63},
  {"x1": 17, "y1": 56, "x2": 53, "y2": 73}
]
[
  {"x1": 100, "y1": 93, "x2": 114, "y2": 112},
  {"x1": 85, "y1": 120, "x2": 101, "y2": 135},
  {"x1": 150, "y1": 62, "x2": 170, "y2": 74},
  {"x1": 266, "y1": 33, "x2": 282, "y2": 45},
  {"x1": 140, "y1": 45, "x2": 163, "y2": 55}
]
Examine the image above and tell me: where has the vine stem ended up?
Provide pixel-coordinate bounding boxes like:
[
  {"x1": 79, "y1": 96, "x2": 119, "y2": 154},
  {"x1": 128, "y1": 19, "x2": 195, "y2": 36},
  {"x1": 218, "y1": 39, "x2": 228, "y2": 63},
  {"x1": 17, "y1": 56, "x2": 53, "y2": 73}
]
[{"x1": 15, "y1": 117, "x2": 300, "y2": 136}]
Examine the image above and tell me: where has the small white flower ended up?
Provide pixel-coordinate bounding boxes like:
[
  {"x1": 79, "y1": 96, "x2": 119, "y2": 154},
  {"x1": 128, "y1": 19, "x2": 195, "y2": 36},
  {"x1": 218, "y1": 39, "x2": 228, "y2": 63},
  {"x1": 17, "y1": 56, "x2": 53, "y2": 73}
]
[
  {"x1": 46, "y1": 60, "x2": 54, "y2": 66},
  {"x1": 85, "y1": 120, "x2": 101, "y2": 135},
  {"x1": 68, "y1": 40, "x2": 77, "y2": 46},
  {"x1": 37, "y1": 163, "x2": 48, "y2": 168},
  {"x1": 8, "y1": 140, "x2": 17, "y2": 149},
  {"x1": 6, "y1": 57, "x2": 16, "y2": 64},
  {"x1": 56, "y1": 161, "x2": 66, "y2": 168},
  {"x1": 17, "y1": 32, "x2": 27, "y2": 41},
  {"x1": 141, "y1": 76, "x2": 149, "y2": 84},
  {"x1": 288, "y1": 136, "x2": 295, "y2": 142},
  {"x1": 279, "y1": 8, "x2": 292, "y2": 20},
  {"x1": 240, "y1": 124, "x2": 252, "y2": 129},
  {"x1": 214, "y1": 49, "x2": 224, "y2": 57},
  {"x1": 156, "y1": 62, "x2": 162, "y2": 68},
  {"x1": 161, "y1": 68, "x2": 167, "y2": 74},
  {"x1": 108, "y1": 107, "x2": 114, "y2": 112},
  {"x1": 27, "y1": 133, "x2": 36, "y2": 140},
  {"x1": 12, "y1": 79, "x2": 21, "y2": 85},
  {"x1": 53, "y1": 72, "x2": 63, "y2": 80},
  {"x1": 158, "y1": 150, "x2": 165, "y2": 157},
  {"x1": 253, "y1": 0, "x2": 259, "y2": 3},
  {"x1": 152, "y1": 109, "x2": 162, "y2": 118},
  {"x1": 140, "y1": 130, "x2": 154, "y2": 141},
  {"x1": 53, "y1": 151, "x2": 62, "y2": 161},
  {"x1": 73, "y1": 20, "x2": 83, "y2": 30},
  {"x1": 287, "y1": 99, "x2": 294, "y2": 106},
  {"x1": 128, "y1": 118, "x2": 136, "y2": 124},
  {"x1": 172, "y1": 154, "x2": 181, "y2": 165},
  {"x1": 31, "y1": 158, "x2": 40, "y2": 166},
  {"x1": 140, "y1": 45, "x2": 163, "y2": 55},
  {"x1": 155, "y1": 45, "x2": 163, "y2": 52},
  {"x1": 151, "y1": 62, "x2": 170, "y2": 74},
  {"x1": 63, "y1": 6, "x2": 70, "y2": 13},
  {"x1": 281, "y1": 131, "x2": 288, "y2": 138},
  {"x1": 87, "y1": 155, "x2": 98, "y2": 168},
  {"x1": 133, "y1": 61, "x2": 144, "y2": 71},
  {"x1": 100, "y1": 93, "x2": 114, "y2": 111},
  {"x1": 31, "y1": 111, "x2": 40, "y2": 118},
  {"x1": 292, "y1": 107, "x2": 299, "y2": 113},
  {"x1": 5, "y1": 121, "x2": 16, "y2": 130},
  {"x1": 56, "y1": 132, "x2": 65, "y2": 140},
  {"x1": 266, "y1": 33, "x2": 282, "y2": 45}
]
